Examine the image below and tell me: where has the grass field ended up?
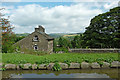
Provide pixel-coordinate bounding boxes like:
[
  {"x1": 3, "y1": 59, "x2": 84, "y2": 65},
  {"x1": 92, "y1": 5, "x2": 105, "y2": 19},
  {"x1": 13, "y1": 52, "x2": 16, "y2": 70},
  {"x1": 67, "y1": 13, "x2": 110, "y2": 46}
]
[{"x1": 1, "y1": 53, "x2": 119, "y2": 64}]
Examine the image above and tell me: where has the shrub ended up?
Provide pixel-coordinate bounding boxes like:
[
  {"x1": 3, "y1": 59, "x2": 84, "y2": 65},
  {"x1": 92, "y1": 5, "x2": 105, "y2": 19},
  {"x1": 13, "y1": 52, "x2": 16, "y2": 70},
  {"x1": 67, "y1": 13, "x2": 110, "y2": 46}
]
[
  {"x1": 96, "y1": 58, "x2": 105, "y2": 62},
  {"x1": 19, "y1": 64, "x2": 24, "y2": 69},
  {"x1": 64, "y1": 60, "x2": 71, "y2": 67},
  {"x1": 52, "y1": 62, "x2": 62, "y2": 71},
  {"x1": 105, "y1": 58, "x2": 113, "y2": 63},
  {"x1": 1, "y1": 68, "x2": 6, "y2": 71},
  {"x1": 83, "y1": 57, "x2": 95, "y2": 63},
  {"x1": 54, "y1": 47, "x2": 68, "y2": 53},
  {"x1": 7, "y1": 45, "x2": 16, "y2": 53},
  {"x1": 29, "y1": 65, "x2": 32, "y2": 69},
  {"x1": 97, "y1": 61, "x2": 103, "y2": 66}
]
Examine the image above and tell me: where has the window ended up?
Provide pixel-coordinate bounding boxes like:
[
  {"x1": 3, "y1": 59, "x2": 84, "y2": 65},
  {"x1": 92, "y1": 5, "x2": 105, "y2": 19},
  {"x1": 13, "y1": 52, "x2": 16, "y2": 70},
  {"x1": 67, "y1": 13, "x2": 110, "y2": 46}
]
[
  {"x1": 34, "y1": 44, "x2": 38, "y2": 50},
  {"x1": 33, "y1": 35, "x2": 39, "y2": 41}
]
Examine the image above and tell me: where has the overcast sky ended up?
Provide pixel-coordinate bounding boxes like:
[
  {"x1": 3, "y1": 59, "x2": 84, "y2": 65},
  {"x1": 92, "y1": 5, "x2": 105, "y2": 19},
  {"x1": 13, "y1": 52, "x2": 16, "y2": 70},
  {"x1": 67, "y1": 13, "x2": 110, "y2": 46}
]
[{"x1": 0, "y1": 0, "x2": 119, "y2": 34}]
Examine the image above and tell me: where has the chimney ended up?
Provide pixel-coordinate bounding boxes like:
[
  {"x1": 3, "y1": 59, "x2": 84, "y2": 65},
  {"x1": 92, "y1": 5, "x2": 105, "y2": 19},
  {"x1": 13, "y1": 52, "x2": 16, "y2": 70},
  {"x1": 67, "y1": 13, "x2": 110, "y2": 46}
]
[{"x1": 35, "y1": 25, "x2": 45, "y2": 33}]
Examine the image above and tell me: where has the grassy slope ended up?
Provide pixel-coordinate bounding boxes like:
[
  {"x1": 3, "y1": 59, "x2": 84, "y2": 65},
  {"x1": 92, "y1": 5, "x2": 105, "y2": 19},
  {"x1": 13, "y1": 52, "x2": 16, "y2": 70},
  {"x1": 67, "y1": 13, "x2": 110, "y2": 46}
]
[{"x1": 2, "y1": 53, "x2": 119, "y2": 64}]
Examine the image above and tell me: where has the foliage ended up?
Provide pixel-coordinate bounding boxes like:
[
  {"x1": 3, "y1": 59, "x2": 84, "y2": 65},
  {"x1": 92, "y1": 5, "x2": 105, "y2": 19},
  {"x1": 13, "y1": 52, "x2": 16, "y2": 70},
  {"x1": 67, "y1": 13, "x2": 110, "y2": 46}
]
[
  {"x1": 0, "y1": 8, "x2": 16, "y2": 53},
  {"x1": 1, "y1": 68, "x2": 6, "y2": 71},
  {"x1": 35, "y1": 58, "x2": 51, "y2": 64},
  {"x1": 6, "y1": 59, "x2": 28, "y2": 64},
  {"x1": 53, "y1": 7, "x2": 120, "y2": 49},
  {"x1": 0, "y1": 8, "x2": 26, "y2": 53},
  {"x1": 19, "y1": 64, "x2": 24, "y2": 69},
  {"x1": 54, "y1": 47, "x2": 68, "y2": 53},
  {"x1": 71, "y1": 34, "x2": 84, "y2": 48},
  {"x1": 83, "y1": 7, "x2": 120, "y2": 48},
  {"x1": 52, "y1": 62, "x2": 62, "y2": 71},
  {"x1": 2, "y1": 53, "x2": 118, "y2": 64},
  {"x1": 14, "y1": 36, "x2": 25, "y2": 43},
  {"x1": 58, "y1": 37, "x2": 72, "y2": 48},
  {"x1": 64, "y1": 60, "x2": 71, "y2": 67},
  {"x1": 105, "y1": 58, "x2": 114, "y2": 63},
  {"x1": 53, "y1": 37, "x2": 73, "y2": 53},
  {"x1": 97, "y1": 61, "x2": 104, "y2": 66}
]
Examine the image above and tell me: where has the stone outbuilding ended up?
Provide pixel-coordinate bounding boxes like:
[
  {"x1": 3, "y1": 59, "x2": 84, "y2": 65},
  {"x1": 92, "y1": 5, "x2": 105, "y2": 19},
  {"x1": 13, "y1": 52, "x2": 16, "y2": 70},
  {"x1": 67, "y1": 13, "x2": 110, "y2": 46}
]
[{"x1": 14, "y1": 25, "x2": 54, "y2": 53}]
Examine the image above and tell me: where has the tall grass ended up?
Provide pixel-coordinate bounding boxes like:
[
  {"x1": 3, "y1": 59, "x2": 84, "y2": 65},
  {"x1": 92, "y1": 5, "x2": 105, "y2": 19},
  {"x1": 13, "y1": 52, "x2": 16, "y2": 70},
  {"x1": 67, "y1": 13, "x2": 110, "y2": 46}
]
[{"x1": 1, "y1": 53, "x2": 119, "y2": 64}]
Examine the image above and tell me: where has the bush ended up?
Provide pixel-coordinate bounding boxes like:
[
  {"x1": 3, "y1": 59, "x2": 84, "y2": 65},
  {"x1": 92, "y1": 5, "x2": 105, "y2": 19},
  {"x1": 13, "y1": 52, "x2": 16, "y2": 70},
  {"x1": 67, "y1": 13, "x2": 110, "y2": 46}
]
[
  {"x1": 1, "y1": 68, "x2": 6, "y2": 71},
  {"x1": 52, "y1": 62, "x2": 62, "y2": 71},
  {"x1": 54, "y1": 47, "x2": 68, "y2": 53},
  {"x1": 97, "y1": 61, "x2": 103, "y2": 66},
  {"x1": 105, "y1": 58, "x2": 113, "y2": 63},
  {"x1": 64, "y1": 60, "x2": 71, "y2": 67}
]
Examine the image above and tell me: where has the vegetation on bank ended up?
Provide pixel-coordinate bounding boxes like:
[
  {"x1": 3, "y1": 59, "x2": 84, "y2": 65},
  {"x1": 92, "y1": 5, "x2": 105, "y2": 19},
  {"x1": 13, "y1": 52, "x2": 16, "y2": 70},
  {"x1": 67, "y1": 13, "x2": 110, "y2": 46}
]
[{"x1": 2, "y1": 53, "x2": 119, "y2": 64}]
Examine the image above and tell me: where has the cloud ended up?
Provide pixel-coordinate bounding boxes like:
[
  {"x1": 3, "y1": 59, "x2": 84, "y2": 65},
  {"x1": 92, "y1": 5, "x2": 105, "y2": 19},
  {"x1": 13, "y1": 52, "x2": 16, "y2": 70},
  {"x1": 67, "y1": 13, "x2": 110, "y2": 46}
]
[
  {"x1": 8, "y1": 3, "x2": 104, "y2": 33},
  {"x1": 3, "y1": 1, "x2": 118, "y2": 33},
  {"x1": 104, "y1": 1, "x2": 119, "y2": 9}
]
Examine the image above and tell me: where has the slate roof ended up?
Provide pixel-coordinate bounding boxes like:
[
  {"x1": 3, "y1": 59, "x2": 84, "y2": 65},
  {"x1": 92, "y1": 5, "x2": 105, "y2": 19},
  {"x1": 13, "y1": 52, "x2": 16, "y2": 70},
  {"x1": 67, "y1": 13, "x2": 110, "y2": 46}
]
[{"x1": 39, "y1": 32, "x2": 54, "y2": 40}]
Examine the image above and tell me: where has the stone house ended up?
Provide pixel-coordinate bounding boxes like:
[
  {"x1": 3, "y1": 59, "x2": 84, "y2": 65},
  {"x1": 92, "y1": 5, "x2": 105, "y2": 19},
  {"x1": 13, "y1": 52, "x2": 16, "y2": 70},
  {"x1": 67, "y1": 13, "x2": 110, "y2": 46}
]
[{"x1": 14, "y1": 25, "x2": 54, "y2": 53}]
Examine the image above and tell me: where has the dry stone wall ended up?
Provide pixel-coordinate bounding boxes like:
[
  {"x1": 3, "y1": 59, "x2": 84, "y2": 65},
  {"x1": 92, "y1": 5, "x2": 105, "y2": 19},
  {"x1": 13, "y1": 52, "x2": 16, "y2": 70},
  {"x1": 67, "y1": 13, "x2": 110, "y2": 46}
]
[
  {"x1": 0, "y1": 61, "x2": 120, "y2": 70},
  {"x1": 69, "y1": 49, "x2": 120, "y2": 53}
]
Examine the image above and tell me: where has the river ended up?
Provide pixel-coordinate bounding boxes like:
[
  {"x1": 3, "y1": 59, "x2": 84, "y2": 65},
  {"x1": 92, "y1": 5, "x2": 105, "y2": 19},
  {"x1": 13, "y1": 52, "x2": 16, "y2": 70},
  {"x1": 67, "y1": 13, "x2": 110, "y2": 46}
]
[{"x1": 2, "y1": 69, "x2": 119, "y2": 80}]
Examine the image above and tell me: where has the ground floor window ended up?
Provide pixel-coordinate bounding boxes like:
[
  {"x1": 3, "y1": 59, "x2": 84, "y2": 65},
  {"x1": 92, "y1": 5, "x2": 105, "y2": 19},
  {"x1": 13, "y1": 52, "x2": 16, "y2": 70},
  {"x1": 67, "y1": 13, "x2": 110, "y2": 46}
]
[{"x1": 34, "y1": 44, "x2": 38, "y2": 50}]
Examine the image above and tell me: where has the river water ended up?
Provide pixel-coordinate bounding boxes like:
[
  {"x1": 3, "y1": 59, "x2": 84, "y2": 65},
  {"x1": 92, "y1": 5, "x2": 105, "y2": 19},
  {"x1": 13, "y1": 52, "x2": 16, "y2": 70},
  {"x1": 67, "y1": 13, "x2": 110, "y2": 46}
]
[{"x1": 2, "y1": 69, "x2": 119, "y2": 80}]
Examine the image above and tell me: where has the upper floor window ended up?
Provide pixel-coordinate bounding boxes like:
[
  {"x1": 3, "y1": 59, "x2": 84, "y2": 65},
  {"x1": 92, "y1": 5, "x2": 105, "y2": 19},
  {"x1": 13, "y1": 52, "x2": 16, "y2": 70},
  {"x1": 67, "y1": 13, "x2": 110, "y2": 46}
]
[{"x1": 33, "y1": 35, "x2": 39, "y2": 41}]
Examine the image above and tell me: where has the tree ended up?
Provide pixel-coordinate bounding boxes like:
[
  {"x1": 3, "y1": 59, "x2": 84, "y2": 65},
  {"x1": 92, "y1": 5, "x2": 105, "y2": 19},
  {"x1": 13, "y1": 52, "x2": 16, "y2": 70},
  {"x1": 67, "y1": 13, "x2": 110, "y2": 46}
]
[
  {"x1": 58, "y1": 37, "x2": 72, "y2": 48},
  {"x1": 0, "y1": 8, "x2": 16, "y2": 53},
  {"x1": 83, "y1": 7, "x2": 120, "y2": 48},
  {"x1": 71, "y1": 34, "x2": 84, "y2": 48}
]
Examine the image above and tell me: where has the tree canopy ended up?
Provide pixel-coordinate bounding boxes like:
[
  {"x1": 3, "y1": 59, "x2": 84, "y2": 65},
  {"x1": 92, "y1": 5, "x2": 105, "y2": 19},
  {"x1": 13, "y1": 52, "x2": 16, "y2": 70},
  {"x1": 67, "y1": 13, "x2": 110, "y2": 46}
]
[
  {"x1": 83, "y1": 7, "x2": 120, "y2": 48},
  {"x1": 0, "y1": 8, "x2": 16, "y2": 53}
]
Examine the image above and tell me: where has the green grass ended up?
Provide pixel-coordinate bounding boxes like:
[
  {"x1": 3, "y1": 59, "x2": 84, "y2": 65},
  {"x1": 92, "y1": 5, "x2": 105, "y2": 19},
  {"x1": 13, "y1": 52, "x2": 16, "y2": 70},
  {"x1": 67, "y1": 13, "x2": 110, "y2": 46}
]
[{"x1": 1, "y1": 53, "x2": 119, "y2": 64}]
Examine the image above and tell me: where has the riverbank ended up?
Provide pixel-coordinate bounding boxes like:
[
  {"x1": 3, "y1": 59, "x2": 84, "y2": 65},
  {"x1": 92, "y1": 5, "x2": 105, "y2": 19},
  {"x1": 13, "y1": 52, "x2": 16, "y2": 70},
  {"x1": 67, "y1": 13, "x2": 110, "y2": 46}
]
[{"x1": 1, "y1": 53, "x2": 119, "y2": 70}]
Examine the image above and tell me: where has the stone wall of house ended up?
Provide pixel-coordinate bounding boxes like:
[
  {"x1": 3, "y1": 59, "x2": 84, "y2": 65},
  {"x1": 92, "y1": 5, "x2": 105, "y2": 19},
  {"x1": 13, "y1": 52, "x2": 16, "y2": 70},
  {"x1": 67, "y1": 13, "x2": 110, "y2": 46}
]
[
  {"x1": 69, "y1": 49, "x2": 120, "y2": 53},
  {"x1": 14, "y1": 32, "x2": 49, "y2": 52},
  {"x1": 48, "y1": 40, "x2": 53, "y2": 53}
]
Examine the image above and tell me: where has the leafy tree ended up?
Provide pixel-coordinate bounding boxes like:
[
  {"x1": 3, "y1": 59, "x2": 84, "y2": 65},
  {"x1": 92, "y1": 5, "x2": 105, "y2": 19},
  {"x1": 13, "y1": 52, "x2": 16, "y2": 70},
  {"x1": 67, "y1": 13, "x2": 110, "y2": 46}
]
[
  {"x1": 83, "y1": 7, "x2": 120, "y2": 48},
  {"x1": 58, "y1": 37, "x2": 72, "y2": 48},
  {"x1": 71, "y1": 34, "x2": 84, "y2": 48},
  {"x1": 0, "y1": 8, "x2": 16, "y2": 53}
]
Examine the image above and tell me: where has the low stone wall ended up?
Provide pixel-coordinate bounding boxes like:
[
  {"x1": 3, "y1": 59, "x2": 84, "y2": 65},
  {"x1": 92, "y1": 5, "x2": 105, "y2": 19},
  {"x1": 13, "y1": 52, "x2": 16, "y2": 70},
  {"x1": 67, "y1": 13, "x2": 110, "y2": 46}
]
[
  {"x1": 69, "y1": 49, "x2": 120, "y2": 53},
  {"x1": 0, "y1": 61, "x2": 120, "y2": 70}
]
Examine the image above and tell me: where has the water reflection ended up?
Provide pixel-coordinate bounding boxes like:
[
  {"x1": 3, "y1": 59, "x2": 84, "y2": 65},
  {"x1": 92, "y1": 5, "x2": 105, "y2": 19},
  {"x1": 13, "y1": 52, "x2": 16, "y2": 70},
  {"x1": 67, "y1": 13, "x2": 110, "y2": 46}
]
[
  {"x1": 9, "y1": 73, "x2": 110, "y2": 78},
  {"x1": 2, "y1": 69, "x2": 119, "y2": 79}
]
